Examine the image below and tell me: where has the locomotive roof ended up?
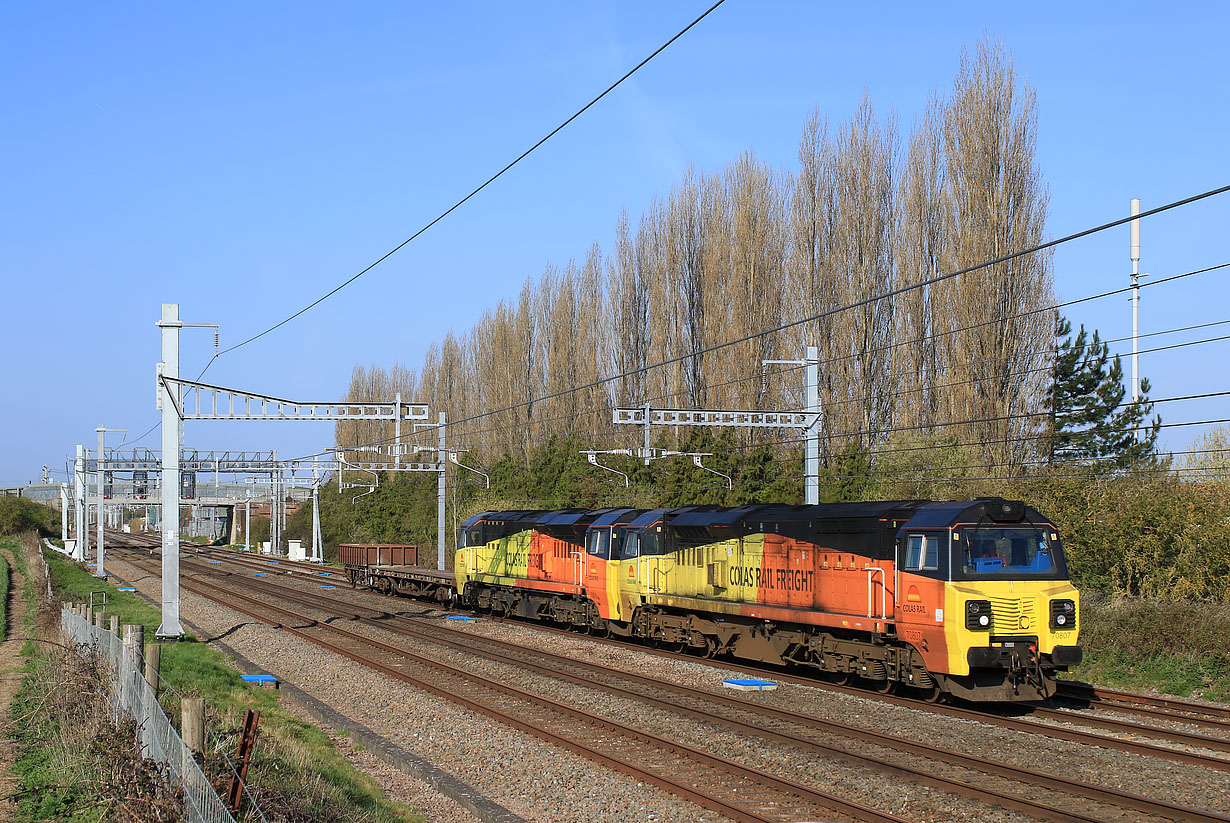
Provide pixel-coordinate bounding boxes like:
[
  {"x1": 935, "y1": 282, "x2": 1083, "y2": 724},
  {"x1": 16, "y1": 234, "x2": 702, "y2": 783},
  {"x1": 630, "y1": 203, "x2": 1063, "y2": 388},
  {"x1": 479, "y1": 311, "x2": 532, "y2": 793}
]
[
  {"x1": 903, "y1": 498, "x2": 1046, "y2": 528},
  {"x1": 464, "y1": 499, "x2": 1043, "y2": 535},
  {"x1": 460, "y1": 509, "x2": 551, "y2": 529},
  {"x1": 627, "y1": 509, "x2": 669, "y2": 529},
  {"x1": 664, "y1": 501, "x2": 926, "y2": 534},
  {"x1": 537, "y1": 506, "x2": 628, "y2": 535},
  {"x1": 589, "y1": 507, "x2": 644, "y2": 527}
]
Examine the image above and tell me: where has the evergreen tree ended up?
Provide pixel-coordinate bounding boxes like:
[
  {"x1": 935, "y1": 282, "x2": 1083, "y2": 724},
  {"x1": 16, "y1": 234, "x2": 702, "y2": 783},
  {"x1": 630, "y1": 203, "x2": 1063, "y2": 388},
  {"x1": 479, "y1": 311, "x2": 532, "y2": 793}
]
[{"x1": 1050, "y1": 316, "x2": 1161, "y2": 468}]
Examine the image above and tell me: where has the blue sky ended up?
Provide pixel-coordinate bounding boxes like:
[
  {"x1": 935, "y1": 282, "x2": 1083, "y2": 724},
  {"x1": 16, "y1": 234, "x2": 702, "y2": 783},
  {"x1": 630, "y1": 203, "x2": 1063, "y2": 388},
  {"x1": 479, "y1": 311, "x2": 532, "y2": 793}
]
[{"x1": 2, "y1": 1, "x2": 1227, "y2": 485}]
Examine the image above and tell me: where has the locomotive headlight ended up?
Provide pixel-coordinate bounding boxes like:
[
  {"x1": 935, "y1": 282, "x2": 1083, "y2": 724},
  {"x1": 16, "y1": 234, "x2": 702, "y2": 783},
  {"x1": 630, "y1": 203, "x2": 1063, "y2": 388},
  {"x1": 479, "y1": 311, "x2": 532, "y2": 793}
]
[
  {"x1": 965, "y1": 600, "x2": 992, "y2": 630},
  {"x1": 1050, "y1": 599, "x2": 1076, "y2": 630}
]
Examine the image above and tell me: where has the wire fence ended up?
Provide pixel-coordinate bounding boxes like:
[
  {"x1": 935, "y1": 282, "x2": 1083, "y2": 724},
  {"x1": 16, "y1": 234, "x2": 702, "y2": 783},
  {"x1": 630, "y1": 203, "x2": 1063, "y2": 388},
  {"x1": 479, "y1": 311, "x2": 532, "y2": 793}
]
[{"x1": 60, "y1": 607, "x2": 238, "y2": 823}]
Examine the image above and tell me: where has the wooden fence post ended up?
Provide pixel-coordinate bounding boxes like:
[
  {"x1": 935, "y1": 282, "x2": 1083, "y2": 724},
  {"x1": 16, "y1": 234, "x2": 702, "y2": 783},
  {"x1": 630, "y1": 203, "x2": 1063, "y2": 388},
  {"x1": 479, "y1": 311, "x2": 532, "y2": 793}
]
[
  {"x1": 144, "y1": 643, "x2": 161, "y2": 696},
  {"x1": 181, "y1": 697, "x2": 206, "y2": 777}
]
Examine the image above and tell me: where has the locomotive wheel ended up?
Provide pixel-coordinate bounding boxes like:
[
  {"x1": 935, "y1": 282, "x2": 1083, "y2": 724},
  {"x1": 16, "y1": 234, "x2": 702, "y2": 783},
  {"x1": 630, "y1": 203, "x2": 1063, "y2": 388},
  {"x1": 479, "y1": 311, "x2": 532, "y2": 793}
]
[
  {"x1": 874, "y1": 678, "x2": 896, "y2": 694},
  {"x1": 919, "y1": 683, "x2": 944, "y2": 703}
]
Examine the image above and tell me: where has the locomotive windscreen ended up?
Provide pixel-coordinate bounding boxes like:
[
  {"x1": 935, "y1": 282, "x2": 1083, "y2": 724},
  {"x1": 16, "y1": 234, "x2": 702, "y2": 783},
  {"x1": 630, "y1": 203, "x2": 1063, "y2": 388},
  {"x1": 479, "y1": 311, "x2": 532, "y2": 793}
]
[{"x1": 954, "y1": 525, "x2": 1068, "y2": 580}]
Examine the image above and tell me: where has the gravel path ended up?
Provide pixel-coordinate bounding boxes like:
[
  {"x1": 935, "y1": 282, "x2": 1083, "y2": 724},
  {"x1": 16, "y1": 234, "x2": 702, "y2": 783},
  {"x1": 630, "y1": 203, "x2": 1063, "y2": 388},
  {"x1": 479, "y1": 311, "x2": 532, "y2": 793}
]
[{"x1": 0, "y1": 545, "x2": 31, "y2": 823}]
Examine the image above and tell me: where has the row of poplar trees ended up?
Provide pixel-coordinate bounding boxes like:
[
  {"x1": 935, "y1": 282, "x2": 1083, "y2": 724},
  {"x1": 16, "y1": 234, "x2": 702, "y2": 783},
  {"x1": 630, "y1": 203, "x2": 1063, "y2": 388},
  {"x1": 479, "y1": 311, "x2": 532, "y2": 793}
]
[{"x1": 339, "y1": 40, "x2": 1122, "y2": 483}]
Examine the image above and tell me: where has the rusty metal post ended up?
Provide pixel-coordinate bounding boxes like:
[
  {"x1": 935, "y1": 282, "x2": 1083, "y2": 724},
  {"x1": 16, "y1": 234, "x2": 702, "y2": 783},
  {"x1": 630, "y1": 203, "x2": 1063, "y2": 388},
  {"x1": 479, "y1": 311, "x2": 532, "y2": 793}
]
[{"x1": 226, "y1": 709, "x2": 261, "y2": 814}]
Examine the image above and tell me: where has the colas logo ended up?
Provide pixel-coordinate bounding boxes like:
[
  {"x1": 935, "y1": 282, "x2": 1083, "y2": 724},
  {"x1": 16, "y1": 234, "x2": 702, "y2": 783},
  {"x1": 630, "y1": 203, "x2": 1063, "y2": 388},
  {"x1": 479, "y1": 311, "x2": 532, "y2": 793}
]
[{"x1": 902, "y1": 585, "x2": 926, "y2": 614}]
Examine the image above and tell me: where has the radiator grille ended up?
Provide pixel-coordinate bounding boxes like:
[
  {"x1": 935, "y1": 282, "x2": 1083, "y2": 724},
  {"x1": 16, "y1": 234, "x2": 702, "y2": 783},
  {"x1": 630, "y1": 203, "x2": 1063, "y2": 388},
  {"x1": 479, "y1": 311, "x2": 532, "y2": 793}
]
[{"x1": 989, "y1": 596, "x2": 1037, "y2": 633}]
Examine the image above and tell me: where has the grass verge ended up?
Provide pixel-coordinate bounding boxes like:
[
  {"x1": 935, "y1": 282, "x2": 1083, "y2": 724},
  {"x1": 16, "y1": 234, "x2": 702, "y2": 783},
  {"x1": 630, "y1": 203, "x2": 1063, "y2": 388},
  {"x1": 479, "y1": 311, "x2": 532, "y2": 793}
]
[
  {"x1": 12, "y1": 546, "x2": 422, "y2": 822},
  {"x1": 1068, "y1": 592, "x2": 1230, "y2": 702},
  {"x1": 0, "y1": 550, "x2": 8, "y2": 634}
]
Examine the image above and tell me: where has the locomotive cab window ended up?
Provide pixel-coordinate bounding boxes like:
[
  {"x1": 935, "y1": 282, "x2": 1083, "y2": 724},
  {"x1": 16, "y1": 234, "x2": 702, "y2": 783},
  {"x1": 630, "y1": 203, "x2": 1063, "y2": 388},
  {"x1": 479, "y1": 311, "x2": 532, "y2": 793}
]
[
  {"x1": 586, "y1": 529, "x2": 610, "y2": 560},
  {"x1": 623, "y1": 532, "x2": 640, "y2": 560},
  {"x1": 641, "y1": 529, "x2": 663, "y2": 556},
  {"x1": 904, "y1": 534, "x2": 941, "y2": 571}
]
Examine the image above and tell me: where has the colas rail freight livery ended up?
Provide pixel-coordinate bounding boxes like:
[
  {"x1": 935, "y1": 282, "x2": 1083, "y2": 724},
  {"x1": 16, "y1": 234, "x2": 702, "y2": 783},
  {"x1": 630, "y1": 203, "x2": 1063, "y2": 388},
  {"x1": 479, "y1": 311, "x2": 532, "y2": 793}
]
[{"x1": 347, "y1": 498, "x2": 1082, "y2": 702}]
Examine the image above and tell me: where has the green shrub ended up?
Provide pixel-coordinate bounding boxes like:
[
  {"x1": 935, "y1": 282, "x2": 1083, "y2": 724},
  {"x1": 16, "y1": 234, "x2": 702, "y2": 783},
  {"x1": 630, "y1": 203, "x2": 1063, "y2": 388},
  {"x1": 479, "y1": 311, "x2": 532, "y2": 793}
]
[
  {"x1": 0, "y1": 496, "x2": 57, "y2": 536},
  {"x1": 1072, "y1": 593, "x2": 1230, "y2": 701}
]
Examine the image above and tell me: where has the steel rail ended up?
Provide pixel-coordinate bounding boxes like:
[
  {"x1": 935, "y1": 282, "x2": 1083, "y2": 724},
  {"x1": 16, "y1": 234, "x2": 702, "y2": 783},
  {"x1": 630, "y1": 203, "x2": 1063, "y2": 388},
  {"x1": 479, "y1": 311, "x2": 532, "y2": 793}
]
[
  {"x1": 113, "y1": 543, "x2": 1230, "y2": 823},
  {"x1": 190, "y1": 538, "x2": 1230, "y2": 739},
  {"x1": 486, "y1": 612, "x2": 1230, "y2": 771},
  {"x1": 198, "y1": 563, "x2": 1229, "y2": 823},
  {"x1": 1024, "y1": 701, "x2": 1230, "y2": 747},
  {"x1": 108, "y1": 535, "x2": 1230, "y2": 768},
  {"x1": 1057, "y1": 681, "x2": 1230, "y2": 727},
  {"x1": 113, "y1": 549, "x2": 912, "y2": 823}
]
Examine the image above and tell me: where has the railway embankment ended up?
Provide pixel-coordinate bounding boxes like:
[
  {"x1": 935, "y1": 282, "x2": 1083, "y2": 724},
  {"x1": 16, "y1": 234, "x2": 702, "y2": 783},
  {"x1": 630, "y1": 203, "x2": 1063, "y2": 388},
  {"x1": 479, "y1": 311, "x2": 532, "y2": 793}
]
[
  {"x1": 7, "y1": 541, "x2": 424, "y2": 823},
  {"x1": 1069, "y1": 592, "x2": 1230, "y2": 703}
]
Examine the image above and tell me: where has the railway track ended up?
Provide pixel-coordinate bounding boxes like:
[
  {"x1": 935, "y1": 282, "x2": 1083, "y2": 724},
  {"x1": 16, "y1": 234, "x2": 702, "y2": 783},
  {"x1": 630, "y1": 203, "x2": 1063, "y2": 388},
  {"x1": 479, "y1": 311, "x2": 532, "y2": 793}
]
[
  {"x1": 109, "y1": 541, "x2": 1230, "y2": 823},
  {"x1": 113, "y1": 547, "x2": 911, "y2": 823},
  {"x1": 109, "y1": 532, "x2": 1230, "y2": 749},
  {"x1": 1055, "y1": 680, "x2": 1230, "y2": 732}
]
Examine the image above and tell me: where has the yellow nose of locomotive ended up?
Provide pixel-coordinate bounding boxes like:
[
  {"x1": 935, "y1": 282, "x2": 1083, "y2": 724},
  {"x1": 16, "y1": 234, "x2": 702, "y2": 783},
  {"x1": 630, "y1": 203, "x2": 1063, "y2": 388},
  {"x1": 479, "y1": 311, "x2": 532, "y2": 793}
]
[{"x1": 947, "y1": 581, "x2": 1081, "y2": 699}]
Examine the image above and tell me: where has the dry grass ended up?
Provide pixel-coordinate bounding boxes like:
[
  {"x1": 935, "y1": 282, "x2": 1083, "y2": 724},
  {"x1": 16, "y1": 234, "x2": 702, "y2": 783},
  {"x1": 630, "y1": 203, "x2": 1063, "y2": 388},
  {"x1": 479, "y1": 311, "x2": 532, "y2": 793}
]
[
  {"x1": 10, "y1": 643, "x2": 181, "y2": 822},
  {"x1": 1070, "y1": 592, "x2": 1230, "y2": 702}
]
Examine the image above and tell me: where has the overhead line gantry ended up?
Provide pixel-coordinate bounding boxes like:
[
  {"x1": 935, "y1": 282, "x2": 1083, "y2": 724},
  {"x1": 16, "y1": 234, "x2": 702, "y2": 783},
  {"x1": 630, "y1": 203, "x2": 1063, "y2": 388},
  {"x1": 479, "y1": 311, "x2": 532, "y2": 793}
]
[{"x1": 154, "y1": 302, "x2": 432, "y2": 639}]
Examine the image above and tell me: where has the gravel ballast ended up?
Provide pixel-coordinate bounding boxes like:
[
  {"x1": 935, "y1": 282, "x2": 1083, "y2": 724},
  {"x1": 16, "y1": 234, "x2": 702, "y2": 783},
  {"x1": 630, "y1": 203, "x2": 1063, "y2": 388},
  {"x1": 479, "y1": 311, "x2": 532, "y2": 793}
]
[{"x1": 109, "y1": 551, "x2": 1230, "y2": 822}]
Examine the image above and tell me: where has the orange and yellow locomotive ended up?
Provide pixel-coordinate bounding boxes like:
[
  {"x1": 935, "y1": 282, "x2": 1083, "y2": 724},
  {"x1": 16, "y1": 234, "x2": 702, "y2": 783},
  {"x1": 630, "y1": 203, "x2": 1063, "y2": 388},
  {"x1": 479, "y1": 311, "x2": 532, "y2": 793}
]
[{"x1": 455, "y1": 498, "x2": 1081, "y2": 702}]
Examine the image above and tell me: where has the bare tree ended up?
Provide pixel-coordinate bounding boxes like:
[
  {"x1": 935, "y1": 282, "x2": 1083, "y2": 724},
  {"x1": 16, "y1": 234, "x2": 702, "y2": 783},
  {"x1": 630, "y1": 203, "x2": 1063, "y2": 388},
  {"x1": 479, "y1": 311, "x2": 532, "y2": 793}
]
[
  {"x1": 826, "y1": 95, "x2": 898, "y2": 450},
  {"x1": 893, "y1": 94, "x2": 947, "y2": 433},
  {"x1": 938, "y1": 38, "x2": 1054, "y2": 470}
]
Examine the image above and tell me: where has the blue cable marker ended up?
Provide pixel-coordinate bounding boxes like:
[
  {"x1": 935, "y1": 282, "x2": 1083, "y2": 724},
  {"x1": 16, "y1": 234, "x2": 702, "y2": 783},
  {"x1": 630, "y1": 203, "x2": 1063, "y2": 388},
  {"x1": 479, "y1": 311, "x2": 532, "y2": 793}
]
[
  {"x1": 319, "y1": 572, "x2": 334, "y2": 576},
  {"x1": 446, "y1": 615, "x2": 477, "y2": 622},
  {"x1": 209, "y1": 561, "x2": 221, "y2": 564},
  {"x1": 253, "y1": 572, "x2": 267, "y2": 576},
  {"x1": 117, "y1": 586, "x2": 136, "y2": 592},
  {"x1": 318, "y1": 585, "x2": 337, "y2": 590},
  {"x1": 723, "y1": 678, "x2": 779, "y2": 692},
  {"x1": 240, "y1": 674, "x2": 279, "y2": 689}
]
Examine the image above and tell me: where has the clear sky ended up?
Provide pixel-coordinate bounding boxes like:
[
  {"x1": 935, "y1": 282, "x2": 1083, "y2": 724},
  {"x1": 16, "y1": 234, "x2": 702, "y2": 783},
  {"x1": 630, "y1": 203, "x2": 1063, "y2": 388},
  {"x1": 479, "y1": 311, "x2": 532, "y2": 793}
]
[{"x1": 2, "y1": 1, "x2": 1227, "y2": 485}]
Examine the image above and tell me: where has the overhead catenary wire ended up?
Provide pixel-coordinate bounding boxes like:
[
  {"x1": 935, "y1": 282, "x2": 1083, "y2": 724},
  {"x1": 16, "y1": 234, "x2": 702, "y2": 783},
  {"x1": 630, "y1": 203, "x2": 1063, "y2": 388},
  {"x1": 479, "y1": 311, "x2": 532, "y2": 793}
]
[
  {"x1": 328, "y1": 443, "x2": 1230, "y2": 509},
  {"x1": 316, "y1": 257, "x2": 1230, "y2": 461},
  {"x1": 434, "y1": 186, "x2": 1230, "y2": 431},
  {"x1": 142, "y1": 302, "x2": 1230, "y2": 460},
  {"x1": 316, "y1": 318, "x2": 1230, "y2": 465},
  {"x1": 124, "y1": 190, "x2": 1230, "y2": 477},
  {"x1": 203, "y1": 1, "x2": 729, "y2": 368},
  {"x1": 315, "y1": 366, "x2": 1230, "y2": 474}
]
